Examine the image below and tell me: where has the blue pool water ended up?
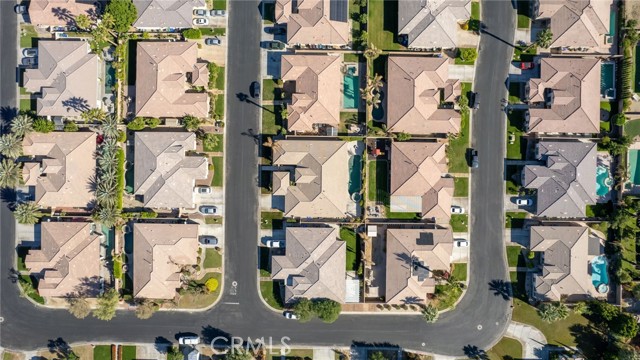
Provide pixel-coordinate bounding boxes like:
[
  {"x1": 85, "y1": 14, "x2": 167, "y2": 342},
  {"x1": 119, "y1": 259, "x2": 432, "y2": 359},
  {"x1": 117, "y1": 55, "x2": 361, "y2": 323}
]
[
  {"x1": 105, "y1": 62, "x2": 116, "y2": 94},
  {"x1": 601, "y1": 62, "x2": 616, "y2": 99},
  {"x1": 591, "y1": 255, "x2": 609, "y2": 294},
  {"x1": 596, "y1": 165, "x2": 612, "y2": 197},
  {"x1": 348, "y1": 155, "x2": 362, "y2": 195},
  {"x1": 630, "y1": 149, "x2": 640, "y2": 185},
  {"x1": 343, "y1": 66, "x2": 359, "y2": 109}
]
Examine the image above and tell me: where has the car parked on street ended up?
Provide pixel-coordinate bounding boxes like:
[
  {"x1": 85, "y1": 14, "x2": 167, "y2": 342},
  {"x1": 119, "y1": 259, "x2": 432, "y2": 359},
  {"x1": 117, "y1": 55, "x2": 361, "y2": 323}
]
[
  {"x1": 469, "y1": 92, "x2": 479, "y2": 110},
  {"x1": 251, "y1": 81, "x2": 261, "y2": 98},
  {"x1": 193, "y1": 17, "x2": 209, "y2": 25},
  {"x1": 193, "y1": 8, "x2": 207, "y2": 16},
  {"x1": 205, "y1": 37, "x2": 221, "y2": 45},
  {"x1": 266, "y1": 240, "x2": 284, "y2": 248},
  {"x1": 451, "y1": 206, "x2": 465, "y2": 214},
  {"x1": 455, "y1": 239, "x2": 469, "y2": 247},
  {"x1": 283, "y1": 311, "x2": 298, "y2": 320},
  {"x1": 194, "y1": 186, "x2": 212, "y2": 194},
  {"x1": 516, "y1": 198, "x2": 532, "y2": 206},
  {"x1": 470, "y1": 149, "x2": 479, "y2": 168},
  {"x1": 199, "y1": 236, "x2": 219, "y2": 246},
  {"x1": 178, "y1": 336, "x2": 200, "y2": 345},
  {"x1": 199, "y1": 205, "x2": 218, "y2": 215},
  {"x1": 22, "y1": 48, "x2": 37, "y2": 57}
]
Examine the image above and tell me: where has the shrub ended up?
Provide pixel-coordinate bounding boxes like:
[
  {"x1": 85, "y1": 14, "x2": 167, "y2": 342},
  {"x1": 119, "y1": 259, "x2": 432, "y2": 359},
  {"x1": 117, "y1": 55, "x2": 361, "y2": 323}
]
[
  {"x1": 145, "y1": 117, "x2": 160, "y2": 128},
  {"x1": 127, "y1": 117, "x2": 146, "y2": 131},
  {"x1": 614, "y1": 113, "x2": 627, "y2": 126},
  {"x1": 183, "y1": 115, "x2": 202, "y2": 131},
  {"x1": 182, "y1": 28, "x2": 202, "y2": 39},
  {"x1": 205, "y1": 278, "x2": 219, "y2": 292},
  {"x1": 140, "y1": 211, "x2": 157, "y2": 218},
  {"x1": 458, "y1": 48, "x2": 477, "y2": 62},
  {"x1": 63, "y1": 121, "x2": 79, "y2": 132},
  {"x1": 33, "y1": 118, "x2": 55, "y2": 133},
  {"x1": 116, "y1": 130, "x2": 126, "y2": 143},
  {"x1": 422, "y1": 305, "x2": 439, "y2": 323}
]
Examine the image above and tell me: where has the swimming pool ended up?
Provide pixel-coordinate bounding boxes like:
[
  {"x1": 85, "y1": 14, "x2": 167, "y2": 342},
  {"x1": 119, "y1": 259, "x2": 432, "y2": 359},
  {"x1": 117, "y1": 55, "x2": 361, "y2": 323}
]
[
  {"x1": 601, "y1": 62, "x2": 616, "y2": 99},
  {"x1": 343, "y1": 66, "x2": 359, "y2": 109},
  {"x1": 105, "y1": 62, "x2": 116, "y2": 94},
  {"x1": 630, "y1": 149, "x2": 640, "y2": 185},
  {"x1": 591, "y1": 255, "x2": 609, "y2": 294},
  {"x1": 348, "y1": 155, "x2": 362, "y2": 195},
  {"x1": 596, "y1": 165, "x2": 612, "y2": 197}
]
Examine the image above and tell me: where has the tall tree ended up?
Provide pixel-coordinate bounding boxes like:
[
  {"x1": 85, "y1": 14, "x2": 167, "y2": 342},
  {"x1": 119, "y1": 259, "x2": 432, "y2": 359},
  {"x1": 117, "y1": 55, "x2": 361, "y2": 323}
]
[
  {"x1": 0, "y1": 133, "x2": 23, "y2": 158},
  {"x1": 81, "y1": 107, "x2": 107, "y2": 123},
  {"x1": 422, "y1": 305, "x2": 439, "y2": 323},
  {"x1": 104, "y1": 0, "x2": 138, "y2": 33},
  {"x1": 0, "y1": 159, "x2": 22, "y2": 188},
  {"x1": 68, "y1": 297, "x2": 91, "y2": 319},
  {"x1": 11, "y1": 114, "x2": 34, "y2": 137},
  {"x1": 93, "y1": 288, "x2": 119, "y2": 320},
  {"x1": 74, "y1": 14, "x2": 91, "y2": 30},
  {"x1": 535, "y1": 28, "x2": 554, "y2": 48},
  {"x1": 14, "y1": 201, "x2": 42, "y2": 225}
]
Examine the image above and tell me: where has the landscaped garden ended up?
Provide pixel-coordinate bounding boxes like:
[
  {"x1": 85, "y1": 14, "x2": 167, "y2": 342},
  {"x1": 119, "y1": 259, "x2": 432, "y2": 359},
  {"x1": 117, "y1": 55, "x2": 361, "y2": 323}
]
[
  {"x1": 260, "y1": 280, "x2": 284, "y2": 309},
  {"x1": 340, "y1": 227, "x2": 361, "y2": 272},
  {"x1": 447, "y1": 82, "x2": 472, "y2": 173}
]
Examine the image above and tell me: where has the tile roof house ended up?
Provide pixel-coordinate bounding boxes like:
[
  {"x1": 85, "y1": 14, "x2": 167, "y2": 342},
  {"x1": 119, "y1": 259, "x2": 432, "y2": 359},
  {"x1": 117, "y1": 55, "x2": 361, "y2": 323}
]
[
  {"x1": 133, "y1": 0, "x2": 206, "y2": 29},
  {"x1": 525, "y1": 58, "x2": 600, "y2": 134},
  {"x1": 28, "y1": 0, "x2": 97, "y2": 28},
  {"x1": 135, "y1": 42, "x2": 209, "y2": 119},
  {"x1": 275, "y1": 0, "x2": 350, "y2": 45},
  {"x1": 530, "y1": 226, "x2": 606, "y2": 301},
  {"x1": 272, "y1": 226, "x2": 346, "y2": 303},
  {"x1": 134, "y1": 132, "x2": 208, "y2": 209},
  {"x1": 390, "y1": 141, "x2": 453, "y2": 222},
  {"x1": 532, "y1": 0, "x2": 613, "y2": 51},
  {"x1": 387, "y1": 56, "x2": 461, "y2": 135},
  {"x1": 23, "y1": 40, "x2": 101, "y2": 118},
  {"x1": 22, "y1": 132, "x2": 96, "y2": 209},
  {"x1": 272, "y1": 140, "x2": 360, "y2": 219},
  {"x1": 281, "y1": 54, "x2": 342, "y2": 133},
  {"x1": 25, "y1": 222, "x2": 102, "y2": 298},
  {"x1": 132, "y1": 222, "x2": 199, "y2": 299},
  {"x1": 521, "y1": 141, "x2": 597, "y2": 218},
  {"x1": 398, "y1": 0, "x2": 471, "y2": 49},
  {"x1": 385, "y1": 228, "x2": 454, "y2": 304}
]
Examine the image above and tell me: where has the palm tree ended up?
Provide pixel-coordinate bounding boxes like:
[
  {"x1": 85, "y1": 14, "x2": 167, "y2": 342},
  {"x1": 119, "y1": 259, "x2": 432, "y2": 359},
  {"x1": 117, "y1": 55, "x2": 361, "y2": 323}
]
[
  {"x1": 74, "y1": 14, "x2": 92, "y2": 30},
  {"x1": 363, "y1": 45, "x2": 382, "y2": 63},
  {"x1": 262, "y1": 137, "x2": 281, "y2": 150},
  {"x1": 96, "y1": 181, "x2": 117, "y2": 206},
  {"x1": 0, "y1": 159, "x2": 22, "y2": 188},
  {"x1": 538, "y1": 302, "x2": 569, "y2": 323},
  {"x1": 14, "y1": 201, "x2": 42, "y2": 224},
  {"x1": 81, "y1": 107, "x2": 107, "y2": 123},
  {"x1": 11, "y1": 114, "x2": 34, "y2": 137},
  {"x1": 93, "y1": 205, "x2": 120, "y2": 228},
  {"x1": 101, "y1": 116, "x2": 120, "y2": 139},
  {"x1": 615, "y1": 164, "x2": 629, "y2": 190},
  {"x1": 0, "y1": 133, "x2": 23, "y2": 159},
  {"x1": 535, "y1": 28, "x2": 553, "y2": 49},
  {"x1": 421, "y1": 305, "x2": 439, "y2": 323}
]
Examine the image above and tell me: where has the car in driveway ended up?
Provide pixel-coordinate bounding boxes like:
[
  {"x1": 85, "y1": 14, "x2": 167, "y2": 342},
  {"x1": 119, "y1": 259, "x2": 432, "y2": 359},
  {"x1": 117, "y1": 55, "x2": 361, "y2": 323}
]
[
  {"x1": 194, "y1": 186, "x2": 212, "y2": 194},
  {"x1": 267, "y1": 26, "x2": 286, "y2": 35},
  {"x1": 14, "y1": 4, "x2": 26, "y2": 14},
  {"x1": 455, "y1": 239, "x2": 469, "y2": 247},
  {"x1": 193, "y1": 8, "x2": 207, "y2": 16},
  {"x1": 199, "y1": 236, "x2": 219, "y2": 246},
  {"x1": 205, "y1": 37, "x2": 221, "y2": 45},
  {"x1": 251, "y1": 81, "x2": 261, "y2": 98},
  {"x1": 451, "y1": 206, "x2": 465, "y2": 214},
  {"x1": 199, "y1": 205, "x2": 218, "y2": 215},
  {"x1": 211, "y1": 9, "x2": 226, "y2": 16},
  {"x1": 470, "y1": 149, "x2": 479, "y2": 168},
  {"x1": 266, "y1": 41, "x2": 286, "y2": 50},
  {"x1": 22, "y1": 48, "x2": 37, "y2": 57},
  {"x1": 193, "y1": 18, "x2": 209, "y2": 26},
  {"x1": 516, "y1": 198, "x2": 532, "y2": 206},
  {"x1": 22, "y1": 57, "x2": 37, "y2": 66},
  {"x1": 178, "y1": 336, "x2": 200, "y2": 345},
  {"x1": 266, "y1": 240, "x2": 284, "y2": 248},
  {"x1": 520, "y1": 62, "x2": 534, "y2": 70},
  {"x1": 283, "y1": 311, "x2": 298, "y2": 320}
]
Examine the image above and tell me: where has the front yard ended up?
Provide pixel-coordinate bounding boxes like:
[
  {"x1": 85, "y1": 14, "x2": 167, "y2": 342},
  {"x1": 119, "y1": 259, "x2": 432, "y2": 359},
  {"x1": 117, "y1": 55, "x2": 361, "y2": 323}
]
[
  {"x1": 450, "y1": 214, "x2": 468, "y2": 232},
  {"x1": 260, "y1": 280, "x2": 284, "y2": 309},
  {"x1": 447, "y1": 82, "x2": 472, "y2": 173},
  {"x1": 506, "y1": 245, "x2": 524, "y2": 267},
  {"x1": 487, "y1": 337, "x2": 522, "y2": 360},
  {"x1": 453, "y1": 177, "x2": 469, "y2": 197},
  {"x1": 210, "y1": 156, "x2": 223, "y2": 187},
  {"x1": 262, "y1": 79, "x2": 283, "y2": 101},
  {"x1": 203, "y1": 248, "x2": 222, "y2": 269},
  {"x1": 505, "y1": 211, "x2": 526, "y2": 228},
  {"x1": 506, "y1": 109, "x2": 527, "y2": 160},
  {"x1": 262, "y1": 104, "x2": 284, "y2": 136}
]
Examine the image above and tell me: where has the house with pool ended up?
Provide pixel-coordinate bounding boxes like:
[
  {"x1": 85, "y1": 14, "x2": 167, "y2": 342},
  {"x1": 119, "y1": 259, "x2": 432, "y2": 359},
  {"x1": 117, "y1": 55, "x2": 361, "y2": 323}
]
[{"x1": 529, "y1": 226, "x2": 608, "y2": 302}]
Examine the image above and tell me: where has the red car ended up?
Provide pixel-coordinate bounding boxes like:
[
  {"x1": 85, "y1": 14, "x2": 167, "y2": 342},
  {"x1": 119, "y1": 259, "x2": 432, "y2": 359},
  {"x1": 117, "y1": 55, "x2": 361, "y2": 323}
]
[{"x1": 520, "y1": 62, "x2": 534, "y2": 70}]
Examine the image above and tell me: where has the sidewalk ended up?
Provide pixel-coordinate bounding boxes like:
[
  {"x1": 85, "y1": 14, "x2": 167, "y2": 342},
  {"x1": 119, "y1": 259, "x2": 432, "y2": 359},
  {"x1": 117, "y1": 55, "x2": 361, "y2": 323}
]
[{"x1": 506, "y1": 321, "x2": 548, "y2": 360}]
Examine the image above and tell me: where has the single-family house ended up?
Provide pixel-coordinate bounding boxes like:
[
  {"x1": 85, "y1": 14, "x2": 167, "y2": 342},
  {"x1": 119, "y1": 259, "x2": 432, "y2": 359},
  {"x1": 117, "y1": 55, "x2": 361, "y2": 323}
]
[
  {"x1": 29, "y1": 0, "x2": 98, "y2": 29},
  {"x1": 133, "y1": 0, "x2": 206, "y2": 30},
  {"x1": 275, "y1": 0, "x2": 349, "y2": 45},
  {"x1": 398, "y1": 0, "x2": 471, "y2": 49}
]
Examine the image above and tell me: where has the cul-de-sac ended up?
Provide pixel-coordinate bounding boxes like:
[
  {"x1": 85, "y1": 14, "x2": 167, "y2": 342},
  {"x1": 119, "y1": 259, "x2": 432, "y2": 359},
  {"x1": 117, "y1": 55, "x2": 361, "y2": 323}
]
[{"x1": 1, "y1": 0, "x2": 640, "y2": 359}]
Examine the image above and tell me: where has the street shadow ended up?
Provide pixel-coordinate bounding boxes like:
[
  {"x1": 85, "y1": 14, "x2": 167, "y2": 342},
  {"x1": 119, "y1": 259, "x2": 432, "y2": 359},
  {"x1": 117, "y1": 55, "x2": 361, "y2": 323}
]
[
  {"x1": 241, "y1": 128, "x2": 260, "y2": 145},
  {"x1": 488, "y1": 279, "x2": 512, "y2": 300},
  {"x1": 479, "y1": 28, "x2": 517, "y2": 49},
  {"x1": 0, "y1": 106, "x2": 18, "y2": 129},
  {"x1": 201, "y1": 325, "x2": 232, "y2": 346},
  {"x1": 47, "y1": 338, "x2": 73, "y2": 358},
  {"x1": 462, "y1": 345, "x2": 489, "y2": 360},
  {"x1": 154, "y1": 336, "x2": 172, "y2": 354}
]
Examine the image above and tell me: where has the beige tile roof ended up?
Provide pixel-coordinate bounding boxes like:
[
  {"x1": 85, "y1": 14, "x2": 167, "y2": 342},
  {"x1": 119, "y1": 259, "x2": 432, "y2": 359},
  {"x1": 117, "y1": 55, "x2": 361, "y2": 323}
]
[
  {"x1": 385, "y1": 228, "x2": 453, "y2": 304},
  {"x1": 275, "y1": 0, "x2": 349, "y2": 45},
  {"x1": 28, "y1": 0, "x2": 97, "y2": 27},
  {"x1": 527, "y1": 58, "x2": 600, "y2": 133},
  {"x1": 390, "y1": 142, "x2": 453, "y2": 222},
  {"x1": 133, "y1": 0, "x2": 205, "y2": 29},
  {"x1": 132, "y1": 222, "x2": 199, "y2": 299},
  {"x1": 134, "y1": 132, "x2": 208, "y2": 209},
  {"x1": 135, "y1": 42, "x2": 209, "y2": 118},
  {"x1": 536, "y1": 0, "x2": 612, "y2": 49},
  {"x1": 272, "y1": 140, "x2": 358, "y2": 218},
  {"x1": 25, "y1": 222, "x2": 101, "y2": 298},
  {"x1": 398, "y1": 0, "x2": 471, "y2": 49},
  {"x1": 387, "y1": 56, "x2": 461, "y2": 135},
  {"x1": 272, "y1": 226, "x2": 346, "y2": 303},
  {"x1": 22, "y1": 132, "x2": 96, "y2": 209},
  {"x1": 530, "y1": 226, "x2": 604, "y2": 301},
  {"x1": 281, "y1": 54, "x2": 342, "y2": 133},
  {"x1": 23, "y1": 40, "x2": 100, "y2": 117}
]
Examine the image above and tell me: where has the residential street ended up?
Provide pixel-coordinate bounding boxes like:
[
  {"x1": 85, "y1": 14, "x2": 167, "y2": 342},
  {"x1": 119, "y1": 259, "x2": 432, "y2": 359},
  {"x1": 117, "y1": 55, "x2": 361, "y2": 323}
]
[{"x1": 0, "y1": 0, "x2": 516, "y2": 356}]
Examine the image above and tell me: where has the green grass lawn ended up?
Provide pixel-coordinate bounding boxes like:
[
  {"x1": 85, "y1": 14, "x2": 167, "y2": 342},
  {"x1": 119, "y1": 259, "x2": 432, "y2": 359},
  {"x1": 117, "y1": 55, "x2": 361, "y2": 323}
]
[
  {"x1": 513, "y1": 45, "x2": 537, "y2": 61},
  {"x1": 505, "y1": 211, "x2": 526, "y2": 228},
  {"x1": 454, "y1": 48, "x2": 478, "y2": 65},
  {"x1": 508, "y1": 82, "x2": 522, "y2": 104},
  {"x1": 259, "y1": 247, "x2": 271, "y2": 277},
  {"x1": 471, "y1": 1, "x2": 480, "y2": 20},
  {"x1": 487, "y1": 337, "x2": 522, "y2": 360},
  {"x1": 506, "y1": 246, "x2": 523, "y2": 267},
  {"x1": 261, "y1": 211, "x2": 283, "y2": 230},
  {"x1": 434, "y1": 283, "x2": 463, "y2": 310},
  {"x1": 450, "y1": 214, "x2": 468, "y2": 232},
  {"x1": 262, "y1": 104, "x2": 284, "y2": 136},
  {"x1": 215, "y1": 67, "x2": 225, "y2": 91},
  {"x1": 19, "y1": 98, "x2": 33, "y2": 112},
  {"x1": 517, "y1": 14, "x2": 530, "y2": 29},
  {"x1": 214, "y1": 94, "x2": 225, "y2": 119},
  {"x1": 625, "y1": 119, "x2": 640, "y2": 138},
  {"x1": 386, "y1": 209, "x2": 422, "y2": 220},
  {"x1": 600, "y1": 101, "x2": 611, "y2": 112},
  {"x1": 506, "y1": 110, "x2": 527, "y2": 160},
  {"x1": 20, "y1": 25, "x2": 38, "y2": 48},
  {"x1": 210, "y1": 156, "x2": 223, "y2": 187},
  {"x1": 203, "y1": 134, "x2": 224, "y2": 152},
  {"x1": 453, "y1": 177, "x2": 469, "y2": 197},
  {"x1": 262, "y1": 79, "x2": 282, "y2": 102},
  {"x1": 340, "y1": 227, "x2": 360, "y2": 272},
  {"x1": 19, "y1": 275, "x2": 44, "y2": 304},
  {"x1": 447, "y1": 82, "x2": 472, "y2": 173},
  {"x1": 585, "y1": 202, "x2": 612, "y2": 218},
  {"x1": 260, "y1": 280, "x2": 284, "y2": 309},
  {"x1": 16, "y1": 247, "x2": 29, "y2": 271},
  {"x1": 368, "y1": 160, "x2": 388, "y2": 202},
  {"x1": 204, "y1": 248, "x2": 222, "y2": 269},
  {"x1": 600, "y1": 120, "x2": 611, "y2": 133},
  {"x1": 622, "y1": 232, "x2": 637, "y2": 276},
  {"x1": 343, "y1": 53, "x2": 361, "y2": 63},
  {"x1": 505, "y1": 165, "x2": 521, "y2": 194},
  {"x1": 93, "y1": 346, "x2": 112, "y2": 360},
  {"x1": 122, "y1": 346, "x2": 136, "y2": 360},
  {"x1": 204, "y1": 216, "x2": 222, "y2": 225},
  {"x1": 451, "y1": 263, "x2": 467, "y2": 281},
  {"x1": 368, "y1": 0, "x2": 404, "y2": 51}
]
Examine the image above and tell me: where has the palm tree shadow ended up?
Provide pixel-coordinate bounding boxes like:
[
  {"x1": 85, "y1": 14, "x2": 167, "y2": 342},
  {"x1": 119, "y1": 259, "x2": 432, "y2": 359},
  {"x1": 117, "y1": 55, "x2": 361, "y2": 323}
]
[
  {"x1": 463, "y1": 345, "x2": 489, "y2": 360},
  {"x1": 488, "y1": 279, "x2": 513, "y2": 300}
]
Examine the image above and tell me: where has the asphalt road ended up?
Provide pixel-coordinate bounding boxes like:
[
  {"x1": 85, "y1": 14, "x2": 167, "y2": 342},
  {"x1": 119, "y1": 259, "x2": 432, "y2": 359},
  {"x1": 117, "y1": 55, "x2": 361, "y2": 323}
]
[{"x1": 0, "y1": 0, "x2": 516, "y2": 356}]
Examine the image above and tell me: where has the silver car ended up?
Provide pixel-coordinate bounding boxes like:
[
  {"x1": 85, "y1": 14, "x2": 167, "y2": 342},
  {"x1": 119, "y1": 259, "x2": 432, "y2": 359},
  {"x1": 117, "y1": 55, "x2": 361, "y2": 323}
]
[
  {"x1": 193, "y1": 8, "x2": 207, "y2": 16},
  {"x1": 194, "y1": 186, "x2": 212, "y2": 194},
  {"x1": 199, "y1": 205, "x2": 217, "y2": 215},
  {"x1": 199, "y1": 236, "x2": 219, "y2": 246},
  {"x1": 22, "y1": 48, "x2": 37, "y2": 57}
]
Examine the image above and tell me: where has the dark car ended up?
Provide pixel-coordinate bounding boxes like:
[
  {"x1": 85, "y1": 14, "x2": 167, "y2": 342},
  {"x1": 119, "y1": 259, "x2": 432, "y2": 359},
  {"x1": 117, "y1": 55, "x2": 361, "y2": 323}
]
[
  {"x1": 469, "y1": 92, "x2": 480, "y2": 110},
  {"x1": 471, "y1": 149, "x2": 479, "y2": 169},
  {"x1": 268, "y1": 26, "x2": 286, "y2": 35},
  {"x1": 251, "y1": 81, "x2": 261, "y2": 99},
  {"x1": 266, "y1": 41, "x2": 286, "y2": 50}
]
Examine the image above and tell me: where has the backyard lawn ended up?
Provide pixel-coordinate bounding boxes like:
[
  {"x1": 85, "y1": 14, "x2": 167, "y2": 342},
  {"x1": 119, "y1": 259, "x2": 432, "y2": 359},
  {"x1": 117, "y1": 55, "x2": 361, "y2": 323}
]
[
  {"x1": 625, "y1": 119, "x2": 640, "y2": 139},
  {"x1": 210, "y1": 156, "x2": 223, "y2": 187},
  {"x1": 340, "y1": 227, "x2": 360, "y2": 272},
  {"x1": 262, "y1": 79, "x2": 282, "y2": 101},
  {"x1": 260, "y1": 280, "x2": 284, "y2": 309},
  {"x1": 262, "y1": 104, "x2": 284, "y2": 136},
  {"x1": 506, "y1": 110, "x2": 527, "y2": 160},
  {"x1": 451, "y1": 262, "x2": 467, "y2": 281},
  {"x1": 368, "y1": 160, "x2": 388, "y2": 203},
  {"x1": 203, "y1": 134, "x2": 224, "y2": 152},
  {"x1": 450, "y1": 214, "x2": 468, "y2": 232},
  {"x1": 447, "y1": 82, "x2": 472, "y2": 173},
  {"x1": 203, "y1": 248, "x2": 222, "y2": 269},
  {"x1": 368, "y1": 0, "x2": 404, "y2": 50},
  {"x1": 506, "y1": 245, "x2": 523, "y2": 267},
  {"x1": 93, "y1": 346, "x2": 112, "y2": 360},
  {"x1": 454, "y1": 177, "x2": 469, "y2": 197},
  {"x1": 505, "y1": 211, "x2": 526, "y2": 228},
  {"x1": 487, "y1": 337, "x2": 522, "y2": 360}
]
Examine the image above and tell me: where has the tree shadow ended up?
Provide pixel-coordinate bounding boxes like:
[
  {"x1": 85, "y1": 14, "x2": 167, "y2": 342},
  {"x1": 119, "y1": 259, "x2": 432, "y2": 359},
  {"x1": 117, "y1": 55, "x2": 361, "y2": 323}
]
[
  {"x1": 51, "y1": 7, "x2": 75, "y2": 26},
  {"x1": 73, "y1": 276, "x2": 102, "y2": 297},
  {"x1": 462, "y1": 345, "x2": 489, "y2": 360},
  {"x1": 488, "y1": 279, "x2": 513, "y2": 300},
  {"x1": 47, "y1": 338, "x2": 73, "y2": 358},
  {"x1": 0, "y1": 106, "x2": 19, "y2": 131},
  {"x1": 201, "y1": 325, "x2": 232, "y2": 346},
  {"x1": 154, "y1": 336, "x2": 172, "y2": 354},
  {"x1": 62, "y1": 97, "x2": 89, "y2": 113},
  {"x1": 569, "y1": 323, "x2": 612, "y2": 359}
]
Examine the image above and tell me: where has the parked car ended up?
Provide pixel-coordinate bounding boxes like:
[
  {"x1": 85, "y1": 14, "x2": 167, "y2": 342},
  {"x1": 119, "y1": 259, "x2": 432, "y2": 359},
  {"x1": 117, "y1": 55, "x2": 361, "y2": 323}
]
[
  {"x1": 199, "y1": 236, "x2": 219, "y2": 246},
  {"x1": 451, "y1": 206, "x2": 465, "y2": 214},
  {"x1": 266, "y1": 41, "x2": 286, "y2": 50},
  {"x1": 470, "y1": 149, "x2": 479, "y2": 168},
  {"x1": 267, "y1": 26, "x2": 286, "y2": 35},
  {"x1": 283, "y1": 311, "x2": 298, "y2": 320},
  {"x1": 193, "y1": 17, "x2": 209, "y2": 25},
  {"x1": 266, "y1": 240, "x2": 284, "y2": 248},
  {"x1": 178, "y1": 336, "x2": 200, "y2": 345},
  {"x1": 516, "y1": 198, "x2": 532, "y2": 206},
  {"x1": 205, "y1": 37, "x2": 221, "y2": 45},
  {"x1": 455, "y1": 239, "x2": 469, "y2": 248},
  {"x1": 22, "y1": 57, "x2": 37, "y2": 66},
  {"x1": 199, "y1": 205, "x2": 218, "y2": 215},
  {"x1": 469, "y1": 92, "x2": 480, "y2": 110},
  {"x1": 14, "y1": 4, "x2": 26, "y2": 14},
  {"x1": 211, "y1": 9, "x2": 226, "y2": 16},
  {"x1": 251, "y1": 81, "x2": 261, "y2": 98},
  {"x1": 193, "y1": 8, "x2": 208, "y2": 16},
  {"x1": 194, "y1": 186, "x2": 212, "y2": 194},
  {"x1": 520, "y1": 62, "x2": 534, "y2": 70},
  {"x1": 22, "y1": 48, "x2": 37, "y2": 57}
]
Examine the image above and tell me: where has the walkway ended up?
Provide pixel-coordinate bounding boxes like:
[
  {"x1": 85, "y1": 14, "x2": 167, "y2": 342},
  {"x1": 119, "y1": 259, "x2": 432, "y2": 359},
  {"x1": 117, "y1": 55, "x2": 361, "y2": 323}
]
[{"x1": 506, "y1": 321, "x2": 548, "y2": 360}]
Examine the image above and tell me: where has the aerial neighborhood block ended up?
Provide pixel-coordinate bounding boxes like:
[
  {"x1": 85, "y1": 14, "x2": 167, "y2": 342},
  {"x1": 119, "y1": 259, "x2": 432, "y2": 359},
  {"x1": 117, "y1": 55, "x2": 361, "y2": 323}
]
[
  {"x1": 281, "y1": 54, "x2": 342, "y2": 133},
  {"x1": 28, "y1": 0, "x2": 98, "y2": 28},
  {"x1": 132, "y1": 222, "x2": 199, "y2": 299},
  {"x1": 521, "y1": 141, "x2": 597, "y2": 218},
  {"x1": 135, "y1": 42, "x2": 209, "y2": 119},
  {"x1": 524, "y1": 58, "x2": 600, "y2": 134},
  {"x1": 275, "y1": 0, "x2": 349, "y2": 45},
  {"x1": 133, "y1": 132, "x2": 208, "y2": 209},
  {"x1": 387, "y1": 56, "x2": 461, "y2": 135},
  {"x1": 271, "y1": 226, "x2": 346, "y2": 303},
  {"x1": 133, "y1": 0, "x2": 206, "y2": 30},
  {"x1": 398, "y1": 0, "x2": 471, "y2": 49},
  {"x1": 24, "y1": 222, "x2": 103, "y2": 298},
  {"x1": 22, "y1": 132, "x2": 97, "y2": 209},
  {"x1": 529, "y1": 226, "x2": 607, "y2": 302},
  {"x1": 23, "y1": 41, "x2": 101, "y2": 118},
  {"x1": 385, "y1": 228, "x2": 454, "y2": 304},
  {"x1": 390, "y1": 142, "x2": 453, "y2": 223}
]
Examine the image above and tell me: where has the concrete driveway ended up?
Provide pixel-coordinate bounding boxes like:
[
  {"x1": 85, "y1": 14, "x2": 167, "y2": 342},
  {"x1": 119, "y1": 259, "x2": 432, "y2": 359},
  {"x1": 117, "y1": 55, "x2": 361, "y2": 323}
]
[
  {"x1": 195, "y1": 36, "x2": 228, "y2": 66},
  {"x1": 504, "y1": 194, "x2": 534, "y2": 212}
]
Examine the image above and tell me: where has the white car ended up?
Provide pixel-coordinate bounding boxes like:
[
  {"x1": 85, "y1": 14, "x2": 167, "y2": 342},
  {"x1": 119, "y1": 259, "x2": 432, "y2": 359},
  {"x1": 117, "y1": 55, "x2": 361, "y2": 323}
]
[
  {"x1": 178, "y1": 336, "x2": 200, "y2": 345},
  {"x1": 193, "y1": 8, "x2": 207, "y2": 16},
  {"x1": 193, "y1": 17, "x2": 209, "y2": 25},
  {"x1": 283, "y1": 311, "x2": 298, "y2": 320},
  {"x1": 455, "y1": 239, "x2": 469, "y2": 248},
  {"x1": 210, "y1": 9, "x2": 226, "y2": 16},
  {"x1": 194, "y1": 186, "x2": 212, "y2": 194},
  {"x1": 266, "y1": 240, "x2": 284, "y2": 248},
  {"x1": 516, "y1": 198, "x2": 532, "y2": 206},
  {"x1": 451, "y1": 206, "x2": 465, "y2": 214}
]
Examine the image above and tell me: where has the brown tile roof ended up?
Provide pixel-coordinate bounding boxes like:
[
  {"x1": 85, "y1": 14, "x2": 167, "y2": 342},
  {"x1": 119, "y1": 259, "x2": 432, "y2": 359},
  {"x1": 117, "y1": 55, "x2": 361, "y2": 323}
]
[
  {"x1": 133, "y1": 0, "x2": 206, "y2": 29},
  {"x1": 28, "y1": 0, "x2": 97, "y2": 27},
  {"x1": 398, "y1": 0, "x2": 471, "y2": 49},
  {"x1": 385, "y1": 228, "x2": 453, "y2": 304},
  {"x1": 25, "y1": 222, "x2": 101, "y2": 298},
  {"x1": 527, "y1": 58, "x2": 600, "y2": 133},
  {"x1": 387, "y1": 56, "x2": 461, "y2": 135},
  {"x1": 134, "y1": 132, "x2": 208, "y2": 209},
  {"x1": 272, "y1": 226, "x2": 346, "y2": 303},
  {"x1": 536, "y1": 0, "x2": 612, "y2": 49},
  {"x1": 22, "y1": 132, "x2": 96, "y2": 209},
  {"x1": 390, "y1": 141, "x2": 453, "y2": 222},
  {"x1": 281, "y1": 54, "x2": 342, "y2": 132},
  {"x1": 23, "y1": 41, "x2": 100, "y2": 117},
  {"x1": 275, "y1": 0, "x2": 349, "y2": 45},
  {"x1": 135, "y1": 42, "x2": 209, "y2": 118},
  {"x1": 132, "y1": 222, "x2": 199, "y2": 299}
]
